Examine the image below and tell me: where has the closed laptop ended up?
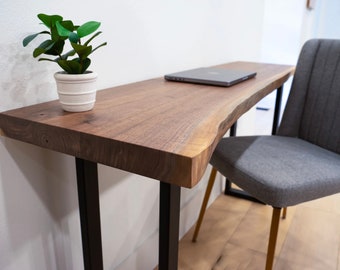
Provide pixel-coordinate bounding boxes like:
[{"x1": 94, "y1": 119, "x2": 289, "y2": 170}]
[{"x1": 164, "y1": 67, "x2": 256, "y2": 87}]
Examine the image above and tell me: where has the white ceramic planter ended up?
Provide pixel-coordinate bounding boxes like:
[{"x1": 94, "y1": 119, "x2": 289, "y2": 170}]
[{"x1": 54, "y1": 71, "x2": 98, "y2": 112}]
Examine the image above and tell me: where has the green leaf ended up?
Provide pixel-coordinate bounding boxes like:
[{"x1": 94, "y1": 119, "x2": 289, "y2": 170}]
[
  {"x1": 47, "y1": 40, "x2": 65, "y2": 55},
  {"x1": 57, "y1": 59, "x2": 82, "y2": 74},
  {"x1": 77, "y1": 21, "x2": 100, "y2": 38},
  {"x1": 91, "y1": 42, "x2": 107, "y2": 54},
  {"x1": 50, "y1": 26, "x2": 65, "y2": 42},
  {"x1": 81, "y1": 58, "x2": 91, "y2": 73},
  {"x1": 38, "y1": 14, "x2": 63, "y2": 28},
  {"x1": 56, "y1": 58, "x2": 91, "y2": 74},
  {"x1": 33, "y1": 39, "x2": 55, "y2": 57},
  {"x1": 38, "y1": 57, "x2": 57, "y2": 63},
  {"x1": 60, "y1": 20, "x2": 74, "y2": 32},
  {"x1": 60, "y1": 49, "x2": 76, "y2": 60},
  {"x1": 56, "y1": 21, "x2": 71, "y2": 37},
  {"x1": 69, "y1": 32, "x2": 79, "y2": 43},
  {"x1": 71, "y1": 43, "x2": 92, "y2": 60},
  {"x1": 33, "y1": 48, "x2": 47, "y2": 58},
  {"x1": 83, "y1": 31, "x2": 101, "y2": 46},
  {"x1": 22, "y1": 31, "x2": 50, "y2": 47},
  {"x1": 56, "y1": 21, "x2": 78, "y2": 42}
]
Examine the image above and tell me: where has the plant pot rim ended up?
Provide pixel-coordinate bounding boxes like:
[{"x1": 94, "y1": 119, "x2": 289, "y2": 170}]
[{"x1": 54, "y1": 71, "x2": 98, "y2": 81}]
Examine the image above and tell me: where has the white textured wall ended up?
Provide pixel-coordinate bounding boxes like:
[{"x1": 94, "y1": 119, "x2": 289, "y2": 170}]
[
  {"x1": 0, "y1": 1, "x2": 274, "y2": 269},
  {"x1": 257, "y1": 0, "x2": 340, "y2": 117}
]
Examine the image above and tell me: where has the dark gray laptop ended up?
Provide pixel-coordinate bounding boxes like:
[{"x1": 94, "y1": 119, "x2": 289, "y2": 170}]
[{"x1": 164, "y1": 67, "x2": 256, "y2": 87}]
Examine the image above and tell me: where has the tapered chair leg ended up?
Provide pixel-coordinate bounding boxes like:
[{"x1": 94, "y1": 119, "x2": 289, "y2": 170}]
[
  {"x1": 266, "y1": 207, "x2": 281, "y2": 270},
  {"x1": 192, "y1": 167, "x2": 217, "y2": 242},
  {"x1": 282, "y1": 207, "x2": 287, "y2": 219}
]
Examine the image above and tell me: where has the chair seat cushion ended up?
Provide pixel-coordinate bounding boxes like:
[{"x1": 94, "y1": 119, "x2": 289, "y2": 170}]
[{"x1": 210, "y1": 135, "x2": 340, "y2": 207}]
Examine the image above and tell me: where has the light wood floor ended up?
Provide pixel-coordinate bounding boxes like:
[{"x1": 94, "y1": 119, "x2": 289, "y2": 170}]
[{"x1": 177, "y1": 190, "x2": 340, "y2": 270}]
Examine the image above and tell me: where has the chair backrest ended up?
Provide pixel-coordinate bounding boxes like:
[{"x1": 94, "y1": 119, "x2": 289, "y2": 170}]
[{"x1": 278, "y1": 39, "x2": 340, "y2": 154}]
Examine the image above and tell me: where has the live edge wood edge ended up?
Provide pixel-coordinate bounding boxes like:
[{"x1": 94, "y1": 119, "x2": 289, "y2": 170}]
[{"x1": 0, "y1": 62, "x2": 295, "y2": 188}]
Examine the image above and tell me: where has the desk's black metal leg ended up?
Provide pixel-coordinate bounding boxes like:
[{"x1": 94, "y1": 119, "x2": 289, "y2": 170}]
[
  {"x1": 75, "y1": 158, "x2": 103, "y2": 270},
  {"x1": 159, "y1": 182, "x2": 181, "y2": 270},
  {"x1": 229, "y1": 121, "x2": 237, "y2": 137}
]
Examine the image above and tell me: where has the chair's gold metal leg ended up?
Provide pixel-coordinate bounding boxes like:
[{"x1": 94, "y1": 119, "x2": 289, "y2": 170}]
[
  {"x1": 266, "y1": 207, "x2": 281, "y2": 270},
  {"x1": 192, "y1": 167, "x2": 217, "y2": 242},
  {"x1": 282, "y1": 207, "x2": 287, "y2": 219}
]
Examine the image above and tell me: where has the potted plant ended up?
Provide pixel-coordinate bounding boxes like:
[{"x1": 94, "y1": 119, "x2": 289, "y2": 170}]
[{"x1": 23, "y1": 13, "x2": 107, "y2": 112}]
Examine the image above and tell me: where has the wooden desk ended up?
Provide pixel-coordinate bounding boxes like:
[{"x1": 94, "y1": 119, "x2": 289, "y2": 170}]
[{"x1": 0, "y1": 62, "x2": 294, "y2": 270}]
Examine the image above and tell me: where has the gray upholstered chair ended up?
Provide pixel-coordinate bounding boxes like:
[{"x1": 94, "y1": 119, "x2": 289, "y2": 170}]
[{"x1": 192, "y1": 39, "x2": 340, "y2": 270}]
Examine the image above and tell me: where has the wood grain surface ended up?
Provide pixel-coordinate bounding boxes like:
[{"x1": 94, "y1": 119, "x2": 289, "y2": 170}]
[{"x1": 0, "y1": 62, "x2": 294, "y2": 187}]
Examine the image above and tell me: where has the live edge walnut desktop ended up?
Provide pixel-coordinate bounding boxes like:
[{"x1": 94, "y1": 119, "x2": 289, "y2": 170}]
[{"x1": 0, "y1": 62, "x2": 294, "y2": 270}]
